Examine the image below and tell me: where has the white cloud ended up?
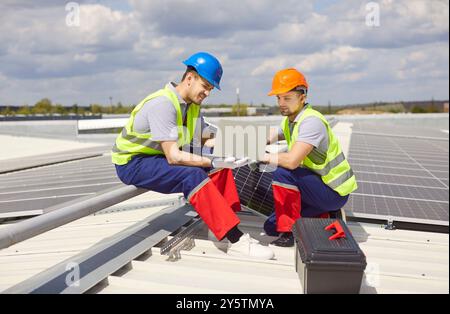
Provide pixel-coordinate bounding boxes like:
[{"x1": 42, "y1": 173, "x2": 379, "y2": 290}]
[
  {"x1": 296, "y1": 46, "x2": 366, "y2": 73},
  {"x1": 0, "y1": 0, "x2": 448, "y2": 107},
  {"x1": 251, "y1": 59, "x2": 289, "y2": 77},
  {"x1": 129, "y1": 0, "x2": 313, "y2": 38},
  {"x1": 74, "y1": 53, "x2": 97, "y2": 63}
]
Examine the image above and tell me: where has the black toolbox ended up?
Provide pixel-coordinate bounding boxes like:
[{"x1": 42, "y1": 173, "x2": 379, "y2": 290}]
[{"x1": 292, "y1": 218, "x2": 367, "y2": 294}]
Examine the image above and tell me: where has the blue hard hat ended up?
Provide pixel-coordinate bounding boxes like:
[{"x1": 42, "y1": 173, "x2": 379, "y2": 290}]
[{"x1": 182, "y1": 52, "x2": 223, "y2": 90}]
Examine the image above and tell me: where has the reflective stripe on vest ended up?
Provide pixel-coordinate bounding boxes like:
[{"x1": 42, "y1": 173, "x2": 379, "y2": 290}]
[
  {"x1": 111, "y1": 85, "x2": 200, "y2": 165},
  {"x1": 116, "y1": 128, "x2": 163, "y2": 151},
  {"x1": 281, "y1": 104, "x2": 357, "y2": 196}
]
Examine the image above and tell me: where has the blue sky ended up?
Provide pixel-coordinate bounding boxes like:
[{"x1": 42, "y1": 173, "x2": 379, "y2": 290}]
[{"x1": 0, "y1": 0, "x2": 448, "y2": 107}]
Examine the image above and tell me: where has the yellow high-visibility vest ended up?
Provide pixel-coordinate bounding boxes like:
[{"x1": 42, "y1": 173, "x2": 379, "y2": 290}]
[
  {"x1": 112, "y1": 84, "x2": 200, "y2": 165},
  {"x1": 281, "y1": 105, "x2": 357, "y2": 196}
]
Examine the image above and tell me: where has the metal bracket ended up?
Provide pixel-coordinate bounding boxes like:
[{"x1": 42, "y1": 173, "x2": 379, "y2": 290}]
[
  {"x1": 160, "y1": 218, "x2": 204, "y2": 261},
  {"x1": 385, "y1": 217, "x2": 397, "y2": 230},
  {"x1": 166, "y1": 237, "x2": 196, "y2": 262}
]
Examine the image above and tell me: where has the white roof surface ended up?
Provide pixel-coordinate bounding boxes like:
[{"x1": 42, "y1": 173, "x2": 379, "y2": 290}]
[{"x1": 0, "y1": 204, "x2": 447, "y2": 294}]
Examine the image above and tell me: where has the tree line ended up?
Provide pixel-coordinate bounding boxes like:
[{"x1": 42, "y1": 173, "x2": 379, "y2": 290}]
[
  {"x1": 1, "y1": 98, "x2": 447, "y2": 117},
  {"x1": 0, "y1": 98, "x2": 133, "y2": 116}
]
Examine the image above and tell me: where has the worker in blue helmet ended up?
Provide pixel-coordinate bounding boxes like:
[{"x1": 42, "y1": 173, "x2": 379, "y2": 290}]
[{"x1": 112, "y1": 52, "x2": 275, "y2": 260}]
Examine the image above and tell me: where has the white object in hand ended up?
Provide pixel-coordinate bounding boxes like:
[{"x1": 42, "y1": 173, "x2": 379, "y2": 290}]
[{"x1": 212, "y1": 156, "x2": 250, "y2": 169}]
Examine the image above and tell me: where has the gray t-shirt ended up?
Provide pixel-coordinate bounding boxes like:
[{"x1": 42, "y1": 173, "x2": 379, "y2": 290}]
[
  {"x1": 134, "y1": 82, "x2": 209, "y2": 142},
  {"x1": 278, "y1": 105, "x2": 329, "y2": 155}
]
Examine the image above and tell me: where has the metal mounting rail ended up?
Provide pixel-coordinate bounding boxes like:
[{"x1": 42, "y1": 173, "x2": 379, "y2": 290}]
[
  {"x1": 2, "y1": 203, "x2": 198, "y2": 294},
  {"x1": 0, "y1": 185, "x2": 147, "y2": 250},
  {"x1": 346, "y1": 213, "x2": 449, "y2": 234}
]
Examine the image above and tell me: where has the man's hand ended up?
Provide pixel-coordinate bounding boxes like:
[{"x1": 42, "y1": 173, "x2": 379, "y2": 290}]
[
  {"x1": 259, "y1": 153, "x2": 270, "y2": 164},
  {"x1": 211, "y1": 156, "x2": 250, "y2": 169},
  {"x1": 249, "y1": 155, "x2": 277, "y2": 173},
  {"x1": 203, "y1": 138, "x2": 215, "y2": 148},
  {"x1": 260, "y1": 141, "x2": 314, "y2": 170}
]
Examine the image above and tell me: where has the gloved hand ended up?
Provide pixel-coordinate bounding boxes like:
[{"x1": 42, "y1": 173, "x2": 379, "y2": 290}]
[{"x1": 211, "y1": 156, "x2": 250, "y2": 169}]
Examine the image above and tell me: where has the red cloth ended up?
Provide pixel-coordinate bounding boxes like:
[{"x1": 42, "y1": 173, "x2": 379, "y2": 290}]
[
  {"x1": 189, "y1": 169, "x2": 241, "y2": 241},
  {"x1": 209, "y1": 169, "x2": 241, "y2": 213},
  {"x1": 272, "y1": 184, "x2": 302, "y2": 232}
]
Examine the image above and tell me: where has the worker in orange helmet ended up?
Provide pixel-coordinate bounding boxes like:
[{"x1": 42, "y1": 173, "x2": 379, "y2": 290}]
[{"x1": 261, "y1": 68, "x2": 358, "y2": 247}]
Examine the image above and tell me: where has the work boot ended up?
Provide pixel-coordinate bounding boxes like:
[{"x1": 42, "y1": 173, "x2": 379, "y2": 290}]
[
  {"x1": 270, "y1": 232, "x2": 294, "y2": 247},
  {"x1": 263, "y1": 212, "x2": 279, "y2": 237},
  {"x1": 329, "y1": 208, "x2": 347, "y2": 222},
  {"x1": 227, "y1": 233, "x2": 275, "y2": 260}
]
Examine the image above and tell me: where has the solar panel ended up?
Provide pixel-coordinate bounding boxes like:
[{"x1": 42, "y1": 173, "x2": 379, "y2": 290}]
[
  {"x1": 355, "y1": 172, "x2": 446, "y2": 188},
  {"x1": 0, "y1": 145, "x2": 111, "y2": 174},
  {"x1": 348, "y1": 158, "x2": 448, "y2": 171},
  {"x1": 345, "y1": 129, "x2": 449, "y2": 225},
  {"x1": 232, "y1": 164, "x2": 274, "y2": 216},
  {"x1": 0, "y1": 156, "x2": 122, "y2": 219},
  {"x1": 349, "y1": 154, "x2": 449, "y2": 166},
  {"x1": 345, "y1": 194, "x2": 449, "y2": 222},
  {"x1": 351, "y1": 164, "x2": 445, "y2": 178},
  {"x1": 351, "y1": 120, "x2": 449, "y2": 139},
  {"x1": 354, "y1": 182, "x2": 448, "y2": 202}
]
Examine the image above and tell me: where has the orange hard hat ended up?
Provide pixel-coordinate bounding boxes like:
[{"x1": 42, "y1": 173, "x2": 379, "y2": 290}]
[{"x1": 267, "y1": 68, "x2": 308, "y2": 96}]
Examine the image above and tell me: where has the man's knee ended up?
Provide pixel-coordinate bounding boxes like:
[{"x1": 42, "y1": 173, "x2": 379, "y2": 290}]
[
  {"x1": 115, "y1": 164, "x2": 133, "y2": 185},
  {"x1": 184, "y1": 166, "x2": 208, "y2": 179},
  {"x1": 273, "y1": 167, "x2": 295, "y2": 183},
  {"x1": 181, "y1": 167, "x2": 209, "y2": 191}
]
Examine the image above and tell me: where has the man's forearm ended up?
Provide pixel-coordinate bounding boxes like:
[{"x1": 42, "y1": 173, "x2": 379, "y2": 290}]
[
  {"x1": 161, "y1": 141, "x2": 212, "y2": 167},
  {"x1": 263, "y1": 141, "x2": 313, "y2": 170},
  {"x1": 171, "y1": 150, "x2": 212, "y2": 167},
  {"x1": 265, "y1": 152, "x2": 300, "y2": 170}
]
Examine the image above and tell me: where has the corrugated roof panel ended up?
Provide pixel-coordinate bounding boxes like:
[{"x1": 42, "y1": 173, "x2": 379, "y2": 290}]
[{"x1": 0, "y1": 203, "x2": 171, "y2": 292}]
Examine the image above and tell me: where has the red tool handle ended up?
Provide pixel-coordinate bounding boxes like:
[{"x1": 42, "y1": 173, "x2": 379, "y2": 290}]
[{"x1": 325, "y1": 220, "x2": 346, "y2": 240}]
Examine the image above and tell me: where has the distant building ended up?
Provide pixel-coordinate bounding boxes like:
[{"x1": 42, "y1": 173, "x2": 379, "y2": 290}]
[{"x1": 201, "y1": 108, "x2": 232, "y2": 117}]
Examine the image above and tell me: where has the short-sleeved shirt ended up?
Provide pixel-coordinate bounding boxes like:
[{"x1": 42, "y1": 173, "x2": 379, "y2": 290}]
[
  {"x1": 277, "y1": 105, "x2": 329, "y2": 154},
  {"x1": 134, "y1": 82, "x2": 210, "y2": 142}
]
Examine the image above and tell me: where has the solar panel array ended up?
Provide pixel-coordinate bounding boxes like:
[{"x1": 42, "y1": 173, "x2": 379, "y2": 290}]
[
  {"x1": 1, "y1": 117, "x2": 447, "y2": 227},
  {"x1": 350, "y1": 119, "x2": 449, "y2": 139},
  {"x1": 0, "y1": 155, "x2": 121, "y2": 219},
  {"x1": 0, "y1": 145, "x2": 110, "y2": 174},
  {"x1": 233, "y1": 118, "x2": 449, "y2": 226},
  {"x1": 344, "y1": 122, "x2": 449, "y2": 224}
]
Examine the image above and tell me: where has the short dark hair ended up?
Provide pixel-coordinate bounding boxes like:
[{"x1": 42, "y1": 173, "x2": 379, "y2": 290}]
[
  {"x1": 291, "y1": 85, "x2": 308, "y2": 95},
  {"x1": 182, "y1": 66, "x2": 198, "y2": 81}
]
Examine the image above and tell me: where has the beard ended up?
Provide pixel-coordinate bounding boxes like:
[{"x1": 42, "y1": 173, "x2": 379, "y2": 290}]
[
  {"x1": 279, "y1": 108, "x2": 292, "y2": 116},
  {"x1": 197, "y1": 94, "x2": 205, "y2": 104},
  {"x1": 188, "y1": 93, "x2": 205, "y2": 105}
]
